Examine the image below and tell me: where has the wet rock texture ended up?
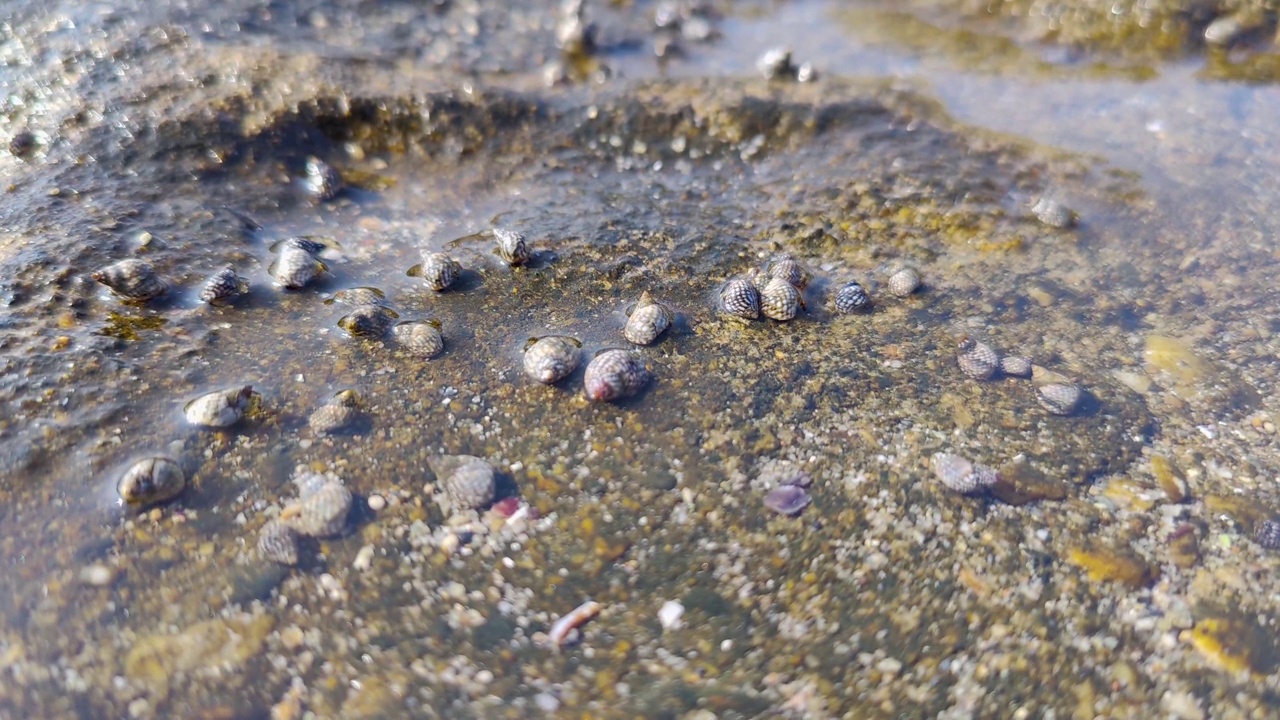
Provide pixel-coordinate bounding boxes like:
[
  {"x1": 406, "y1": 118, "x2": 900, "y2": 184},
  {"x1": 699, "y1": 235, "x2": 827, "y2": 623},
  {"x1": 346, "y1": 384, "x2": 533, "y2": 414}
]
[{"x1": 1, "y1": 1, "x2": 1280, "y2": 719}]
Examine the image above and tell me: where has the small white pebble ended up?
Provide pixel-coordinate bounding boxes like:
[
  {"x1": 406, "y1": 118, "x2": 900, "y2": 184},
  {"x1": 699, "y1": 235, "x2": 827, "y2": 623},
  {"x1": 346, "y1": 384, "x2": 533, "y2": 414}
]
[
  {"x1": 533, "y1": 693, "x2": 560, "y2": 712},
  {"x1": 475, "y1": 669, "x2": 494, "y2": 685},
  {"x1": 658, "y1": 600, "x2": 685, "y2": 631},
  {"x1": 79, "y1": 564, "x2": 116, "y2": 586},
  {"x1": 367, "y1": 494, "x2": 386, "y2": 511},
  {"x1": 353, "y1": 544, "x2": 375, "y2": 572},
  {"x1": 720, "y1": 639, "x2": 734, "y2": 652}
]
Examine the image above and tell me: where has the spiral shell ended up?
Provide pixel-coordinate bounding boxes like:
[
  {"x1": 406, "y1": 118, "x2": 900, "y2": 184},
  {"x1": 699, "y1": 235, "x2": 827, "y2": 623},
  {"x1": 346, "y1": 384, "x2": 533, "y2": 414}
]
[
  {"x1": 117, "y1": 456, "x2": 186, "y2": 506},
  {"x1": 428, "y1": 454, "x2": 496, "y2": 513},
  {"x1": 1037, "y1": 383, "x2": 1082, "y2": 416},
  {"x1": 271, "y1": 246, "x2": 326, "y2": 290},
  {"x1": 391, "y1": 320, "x2": 444, "y2": 358},
  {"x1": 1255, "y1": 519, "x2": 1280, "y2": 550},
  {"x1": 257, "y1": 521, "x2": 300, "y2": 566},
  {"x1": 184, "y1": 385, "x2": 254, "y2": 428},
  {"x1": 338, "y1": 305, "x2": 399, "y2": 339},
  {"x1": 930, "y1": 452, "x2": 999, "y2": 494},
  {"x1": 286, "y1": 476, "x2": 353, "y2": 538},
  {"x1": 832, "y1": 281, "x2": 871, "y2": 314},
  {"x1": 1032, "y1": 197, "x2": 1076, "y2": 229},
  {"x1": 523, "y1": 335, "x2": 582, "y2": 384},
  {"x1": 277, "y1": 236, "x2": 330, "y2": 256},
  {"x1": 495, "y1": 228, "x2": 531, "y2": 266},
  {"x1": 999, "y1": 355, "x2": 1033, "y2": 378},
  {"x1": 199, "y1": 265, "x2": 249, "y2": 306},
  {"x1": 623, "y1": 292, "x2": 673, "y2": 345},
  {"x1": 719, "y1": 277, "x2": 761, "y2": 320},
  {"x1": 760, "y1": 276, "x2": 801, "y2": 321},
  {"x1": 887, "y1": 265, "x2": 921, "y2": 297},
  {"x1": 302, "y1": 156, "x2": 343, "y2": 201},
  {"x1": 764, "y1": 253, "x2": 811, "y2": 290},
  {"x1": 415, "y1": 252, "x2": 462, "y2": 291},
  {"x1": 309, "y1": 389, "x2": 361, "y2": 435},
  {"x1": 957, "y1": 338, "x2": 1000, "y2": 381},
  {"x1": 584, "y1": 349, "x2": 651, "y2": 402},
  {"x1": 330, "y1": 286, "x2": 387, "y2": 307},
  {"x1": 92, "y1": 259, "x2": 168, "y2": 301}
]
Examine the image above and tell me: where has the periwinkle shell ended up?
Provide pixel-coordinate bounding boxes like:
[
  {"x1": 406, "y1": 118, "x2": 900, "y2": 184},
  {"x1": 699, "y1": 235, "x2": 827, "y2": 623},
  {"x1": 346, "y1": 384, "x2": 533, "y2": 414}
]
[{"x1": 117, "y1": 456, "x2": 186, "y2": 506}]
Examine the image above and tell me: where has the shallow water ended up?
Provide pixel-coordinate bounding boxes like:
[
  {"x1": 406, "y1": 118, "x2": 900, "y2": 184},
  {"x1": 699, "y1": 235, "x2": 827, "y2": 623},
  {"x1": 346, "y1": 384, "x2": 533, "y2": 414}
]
[{"x1": 3, "y1": 0, "x2": 1280, "y2": 717}]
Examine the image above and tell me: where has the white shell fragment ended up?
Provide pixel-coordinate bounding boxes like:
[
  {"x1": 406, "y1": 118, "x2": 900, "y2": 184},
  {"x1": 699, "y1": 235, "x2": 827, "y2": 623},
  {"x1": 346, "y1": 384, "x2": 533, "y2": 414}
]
[
  {"x1": 658, "y1": 600, "x2": 685, "y2": 631},
  {"x1": 184, "y1": 385, "x2": 254, "y2": 428},
  {"x1": 548, "y1": 600, "x2": 602, "y2": 647}
]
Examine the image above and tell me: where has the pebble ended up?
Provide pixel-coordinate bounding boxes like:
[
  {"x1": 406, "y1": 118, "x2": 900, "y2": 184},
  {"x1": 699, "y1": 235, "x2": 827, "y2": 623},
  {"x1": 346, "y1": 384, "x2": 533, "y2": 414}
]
[
  {"x1": 764, "y1": 484, "x2": 811, "y2": 516},
  {"x1": 658, "y1": 600, "x2": 685, "y2": 631},
  {"x1": 353, "y1": 544, "x2": 375, "y2": 572},
  {"x1": 367, "y1": 494, "x2": 386, "y2": 511},
  {"x1": 79, "y1": 564, "x2": 116, "y2": 586}
]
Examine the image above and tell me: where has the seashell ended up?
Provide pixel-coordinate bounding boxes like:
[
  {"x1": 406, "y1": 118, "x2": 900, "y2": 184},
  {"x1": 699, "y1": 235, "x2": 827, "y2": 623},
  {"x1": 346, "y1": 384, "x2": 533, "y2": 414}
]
[
  {"x1": 548, "y1": 600, "x2": 602, "y2": 647},
  {"x1": 764, "y1": 484, "x2": 811, "y2": 516},
  {"x1": 887, "y1": 265, "x2": 921, "y2": 297},
  {"x1": 757, "y1": 47, "x2": 795, "y2": 80},
  {"x1": 276, "y1": 236, "x2": 329, "y2": 256},
  {"x1": 623, "y1": 292, "x2": 673, "y2": 345},
  {"x1": 271, "y1": 245, "x2": 327, "y2": 290},
  {"x1": 999, "y1": 355, "x2": 1033, "y2": 378},
  {"x1": 584, "y1": 349, "x2": 651, "y2": 402},
  {"x1": 301, "y1": 156, "x2": 342, "y2": 201},
  {"x1": 91, "y1": 259, "x2": 168, "y2": 301},
  {"x1": 1037, "y1": 382, "x2": 1082, "y2": 416},
  {"x1": 760, "y1": 276, "x2": 801, "y2": 321},
  {"x1": 257, "y1": 520, "x2": 300, "y2": 566},
  {"x1": 523, "y1": 335, "x2": 582, "y2": 384},
  {"x1": 832, "y1": 281, "x2": 871, "y2": 314},
  {"x1": 199, "y1": 265, "x2": 249, "y2": 306},
  {"x1": 1032, "y1": 197, "x2": 1076, "y2": 229},
  {"x1": 117, "y1": 456, "x2": 185, "y2": 506},
  {"x1": 287, "y1": 477, "x2": 353, "y2": 538},
  {"x1": 494, "y1": 228, "x2": 531, "y2": 266},
  {"x1": 390, "y1": 320, "x2": 444, "y2": 358},
  {"x1": 410, "y1": 252, "x2": 462, "y2": 291},
  {"x1": 184, "y1": 385, "x2": 254, "y2": 428},
  {"x1": 957, "y1": 337, "x2": 1000, "y2": 381},
  {"x1": 719, "y1": 277, "x2": 761, "y2": 320},
  {"x1": 338, "y1": 305, "x2": 399, "y2": 339},
  {"x1": 1255, "y1": 519, "x2": 1280, "y2": 550},
  {"x1": 764, "y1": 253, "x2": 811, "y2": 290},
  {"x1": 428, "y1": 454, "x2": 496, "y2": 512},
  {"x1": 330, "y1": 286, "x2": 387, "y2": 307},
  {"x1": 930, "y1": 452, "x2": 999, "y2": 494},
  {"x1": 308, "y1": 389, "x2": 361, "y2": 435}
]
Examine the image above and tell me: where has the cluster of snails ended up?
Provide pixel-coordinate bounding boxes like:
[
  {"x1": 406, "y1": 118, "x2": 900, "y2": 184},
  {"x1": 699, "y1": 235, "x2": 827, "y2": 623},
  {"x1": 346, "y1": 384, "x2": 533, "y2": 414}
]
[
  {"x1": 954, "y1": 335, "x2": 1085, "y2": 416},
  {"x1": 718, "y1": 254, "x2": 922, "y2": 322}
]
